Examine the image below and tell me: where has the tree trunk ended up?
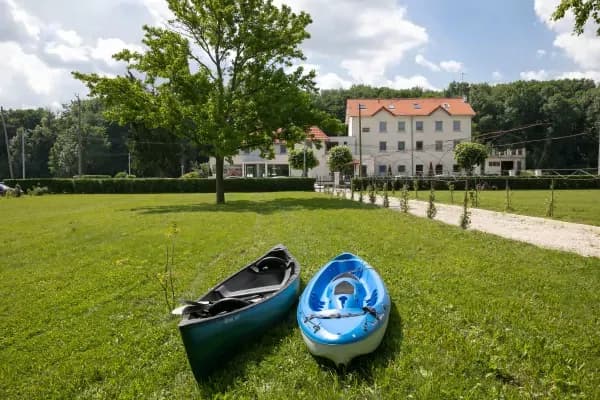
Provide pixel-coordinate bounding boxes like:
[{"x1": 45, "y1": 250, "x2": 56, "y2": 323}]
[{"x1": 215, "y1": 155, "x2": 225, "y2": 204}]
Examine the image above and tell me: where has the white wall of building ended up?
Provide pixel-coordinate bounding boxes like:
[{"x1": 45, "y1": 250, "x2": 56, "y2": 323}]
[{"x1": 348, "y1": 108, "x2": 472, "y2": 176}]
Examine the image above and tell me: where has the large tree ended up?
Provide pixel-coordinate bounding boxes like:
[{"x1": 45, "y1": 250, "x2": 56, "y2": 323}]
[
  {"x1": 552, "y1": 0, "x2": 600, "y2": 35},
  {"x1": 75, "y1": 0, "x2": 317, "y2": 203}
]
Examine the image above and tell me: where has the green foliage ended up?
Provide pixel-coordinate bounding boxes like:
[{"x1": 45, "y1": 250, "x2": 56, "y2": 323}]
[
  {"x1": 368, "y1": 184, "x2": 376, "y2": 204},
  {"x1": 114, "y1": 171, "x2": 136, "y2": 178},
  {"x1": 454, "y1": 142, "x2": 488, "y2": 175},
  {"x1": 27, "y1": 184, "x2": 49, "y2": 196},
  {"x1": 288, "y1": 148, "x2": 319, "y2": 173},
  {"x1": 552, "y1": 0, "x2": 600, "y2": 35},
  {"x1": 74, "y1": 0, "x2": 317, "y2": 204},
  {"x1": 447, "y1": 182, "x2": 455, "y2": 204},
  {"x1": 4, "y1": 177, "x2": 315, "y2": 194},
  {"x1": 327, "y1": 145, "x2": 353, "y2": 174},
  {"x1": 158, "y1": 222, "x2": 179, "y2": 311},
  {"x1": 427, "y1": 185, "x2": 437, "y2": 219},
  {"x1": 460, "y1": 189, "x2": 471, "y2": 229},
  {"x1": 383, "y1": 184, "x2": 389, "y2": 208},
  {"x1": 400, "y1": 184, "x2": 410, "y2": 213},
  {"x1": 413, "y1": 178, "x2": 419, "y2": 199}
]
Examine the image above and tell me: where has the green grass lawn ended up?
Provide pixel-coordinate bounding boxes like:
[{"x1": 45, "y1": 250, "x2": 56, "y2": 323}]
[
  {"x1": 402, "y1": 189, "x2": 600, "y2": 226},
  {"x1": 1, "y1": 192, "x2": 599, "y2": 399}
]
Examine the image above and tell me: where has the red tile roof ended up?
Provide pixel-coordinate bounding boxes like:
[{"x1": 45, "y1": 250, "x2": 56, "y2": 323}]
[
  {"x1": 307, "y1": 126, "x2": 329, "y2": 142},
  {"x1": 345, "y1": 98, "x2": 476, "y2": 121}
]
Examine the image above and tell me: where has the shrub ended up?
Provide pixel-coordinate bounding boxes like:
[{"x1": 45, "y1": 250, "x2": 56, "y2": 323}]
[{"x1": 114, "y1": 171, "x2": 136, "y2": 179}]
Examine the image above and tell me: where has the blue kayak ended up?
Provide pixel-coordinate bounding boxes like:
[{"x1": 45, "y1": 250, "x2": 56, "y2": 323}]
[{"x1": 297, "y1": 252, "x2": 391, "y2": 366}]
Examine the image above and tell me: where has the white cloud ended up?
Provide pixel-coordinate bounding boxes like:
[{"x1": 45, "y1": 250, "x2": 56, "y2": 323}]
[
  {"x1": 536, "y1": 49, "x2": 547, "y2": 57},
  {"x1": 534, "y1": 0, "x2": 600, "y2": 80},
  {"x1": 387, "y1": 75, "x2": 438, "y2": 91},
  {"x1": 492, "y1": 71, "x2": 503, "y2": 80},
  {"x1": 0, "y1": 42, "x2": 62, "y2": 95},
  {"x1": 317, "y1": 72, "x2": 352, "y2": 89},
  {"x1": 6, "y1": 0, "x2": 42, "y2": 40},
  {"x1": 557, "y1": 70, "x2": 600, "y2": 81},
  {"x1": 275, "y1": 0, "x2": 428, "y2": 87},
  {"x1": 439, "y1": 60, "x2": 463, "y2": 73},
  {"x1": 415, "y1": 54, "x2": 440, "y2": 72},
  {"x1": 90, "y1": 38, "x2": 142, "y2": 66},
  {"x1": 520, "y1": 70, "x2": 550, "y2": 80}
]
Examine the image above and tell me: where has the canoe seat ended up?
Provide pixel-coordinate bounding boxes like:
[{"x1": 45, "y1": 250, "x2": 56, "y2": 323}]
[{"x1": 216, "y1": 266, "x2": 291, "y2": 299}]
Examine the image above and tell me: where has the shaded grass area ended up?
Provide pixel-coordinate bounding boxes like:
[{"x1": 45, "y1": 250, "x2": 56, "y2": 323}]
[
  {"x1": 402, "y1": 189, "x2": 600, "y2": 226},
  {"x1": 0, "y1": 192, "x2": 599, "y2": 399}
]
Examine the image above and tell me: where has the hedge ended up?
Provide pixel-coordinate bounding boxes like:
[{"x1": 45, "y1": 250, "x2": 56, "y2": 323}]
[
  {"x1": 3, "y1": 177, "x2": 316, "y2": 194},
  {"x1": 352, "y1": 176, "x2": 600, "y2": 191}
]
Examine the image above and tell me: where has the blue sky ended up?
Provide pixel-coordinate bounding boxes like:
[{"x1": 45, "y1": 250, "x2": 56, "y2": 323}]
[{"x1": 0, "y1": 0, "x2": 599, "y2": 108}]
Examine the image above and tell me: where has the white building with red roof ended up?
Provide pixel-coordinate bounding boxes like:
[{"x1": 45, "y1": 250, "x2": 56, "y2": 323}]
[{"x1": 345, "y1": 98, "x2": 476, "y2": 176}]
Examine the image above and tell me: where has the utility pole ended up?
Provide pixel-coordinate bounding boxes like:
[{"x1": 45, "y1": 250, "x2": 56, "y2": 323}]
[
  {"x1": 597, "y1": 122, "x2": 600, "y2": 176},
  {"x1": 358, "y1": 103, "x2": 366, "y2": 178},
  {"x1": 21, "y1": 129, "x2": 26, "y2": 178},
  {"x1": 1, "y1": 106, "x2": 14, "y2": 179},
  {"x1": 75, "y1": 94, "x2": 83, "y2": 176}
]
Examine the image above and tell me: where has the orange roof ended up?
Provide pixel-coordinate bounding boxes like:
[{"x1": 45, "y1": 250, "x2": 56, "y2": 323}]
[
  {"x1": 307, "y1": 126, "x2": 329, "y2": 142},
  {"x1": 345, "y1": 98, "x2": 476, "y2": 121}
]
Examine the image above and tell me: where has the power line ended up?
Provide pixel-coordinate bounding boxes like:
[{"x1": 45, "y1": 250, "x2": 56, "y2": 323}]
[
  {"x1": 475, "y1": 121, "x2": 552, "y2": 140},
  {"x1": 492, "y1": 132, "x2": 590, "y2": 147}
]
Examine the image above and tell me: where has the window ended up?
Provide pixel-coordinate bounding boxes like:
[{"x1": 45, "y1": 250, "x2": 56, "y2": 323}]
[
  {"x1": 279, "y1": 145, "x2": 287, "y2": 154},
  {"x1": 379, "y1": 141, "x2": 387, "y2": 152},
  {"x1": 379, "y1": 121, "x2": 387, "y2": 133},
  {"x1": 416, "y1": 121, "x2": 423, "y2": 131},
  {"x1": 435, "y1": 140, "x2": 443, "y2": 152},
  {"x1": 517, "y1": 148, "x2": 523, "y2": 155},
  {"x1": 435, "y1": 121, "x2": 443, "y2": 132},
  {"x1": 488, "y1": 161, "x2": 500, "y2": 167},
  {"x1": 397, "y1": 121, "x2": 406, "y2": 132},
  {"x1": 397, "y1": 141, "x2": 405, "y2": 151},
  {"x1": 362, "y1": 127, "x2": 370, "y2": 133},
  {"x1": 378, "y1": 165, "x2": 387, "y2": 175},
  {"x1": 416, "y1": 164, "x2": 424, "y2": 176},
  {"x1": 416, "y1": 141, "x2": 423, "y2": 151},
  {"x1": 453, "y1": 139, "x2": 461, "y2": 149},
  {"x1": 453, "y1": 120, "x2": 461, "y2": 132},
  {"x1": 397, "y1": 165, "x2": 406, "y2": 173},
  {"x1": 435, "y1": 164, "x2": 443, "y2": 175},
  {"x1": 453, "y1": 164, "x2": 460, "y2": 173}
]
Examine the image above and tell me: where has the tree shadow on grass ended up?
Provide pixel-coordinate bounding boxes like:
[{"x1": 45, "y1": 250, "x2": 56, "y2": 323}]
[
  {"x1": 312, "y1": 302, "x2": 403, "y2": 384},
  {"x1": 131, "y1": 197, "x2": 377, "y2": 215}
]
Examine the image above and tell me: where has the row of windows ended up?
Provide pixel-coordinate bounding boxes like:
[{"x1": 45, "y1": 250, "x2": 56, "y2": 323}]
[
  {"x1": 377, "y1": 164, "x2": 461, "y2": 174},
  {"x1": 364, "y1": 120, "x2": 462, "y2": 133},
  {"x1": 378, "y1": 140, "x2": 462, "y2": 152}
]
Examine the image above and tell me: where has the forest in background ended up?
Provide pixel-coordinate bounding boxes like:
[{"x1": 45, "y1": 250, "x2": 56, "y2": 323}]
[{"x1": 1, "y1": 79, "x2": 599, "y2": 179}]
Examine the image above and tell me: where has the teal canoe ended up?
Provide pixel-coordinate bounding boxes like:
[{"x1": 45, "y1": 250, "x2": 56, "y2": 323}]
[{"x1": 177, "y1": 245, "x2": 300, "y2": 381}]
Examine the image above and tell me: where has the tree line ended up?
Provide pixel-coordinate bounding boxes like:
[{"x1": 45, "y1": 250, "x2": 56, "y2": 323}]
[
  {"x1": 1, "y1": 78, "x2": 598, "y2": 180},
  {"x1": 0, "y1": 98, "x2": 204, "y2": 179}
]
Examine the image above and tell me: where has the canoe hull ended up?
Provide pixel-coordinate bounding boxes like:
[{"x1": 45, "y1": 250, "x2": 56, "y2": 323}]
[{"x1": 178, "y1": 245, "x2": 300, "y2": 381}]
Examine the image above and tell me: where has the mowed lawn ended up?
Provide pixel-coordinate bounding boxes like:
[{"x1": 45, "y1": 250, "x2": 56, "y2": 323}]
[
  {"x1": 1, "y1": 192, "x2": 599, "y2": 399},
  {"x1": 405, "y1": 189, "x2": 600, "y2": 226}
]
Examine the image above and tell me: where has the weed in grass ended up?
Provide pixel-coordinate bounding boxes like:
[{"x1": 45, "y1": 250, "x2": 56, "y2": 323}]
[{"x1": 158, "y1": 222, "x2": 179, "y2": 312}]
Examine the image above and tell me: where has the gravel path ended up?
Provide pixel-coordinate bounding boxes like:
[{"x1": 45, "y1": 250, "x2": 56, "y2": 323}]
[{"x1": 335, "y1": 189, "x2": 600, "y2": 258}]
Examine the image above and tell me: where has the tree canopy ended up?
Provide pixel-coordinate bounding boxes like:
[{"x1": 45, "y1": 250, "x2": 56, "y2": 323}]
[
  {"x1": 552, "y1": 0, "x2": 600, "y2": 35},
  {"x1": 74, "y1": 0, "x2": 318, "y2": 204},
  {"x1": 288, "y1": 148, "x2": 318, "y2": 175},
  {"x1": 327, "y1": 145, "x2": 353, "y2": 175},
  {"x1": 454, "y1": 142, "x2": 488, "y2": 175}
]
